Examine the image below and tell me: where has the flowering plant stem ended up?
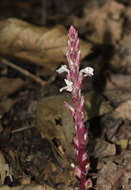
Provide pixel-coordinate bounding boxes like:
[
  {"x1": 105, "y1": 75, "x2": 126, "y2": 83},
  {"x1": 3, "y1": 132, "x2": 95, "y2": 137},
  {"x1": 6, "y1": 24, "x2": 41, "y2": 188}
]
[{"x1": 56, "y1": 26, "x2": 94, "y2": 190}]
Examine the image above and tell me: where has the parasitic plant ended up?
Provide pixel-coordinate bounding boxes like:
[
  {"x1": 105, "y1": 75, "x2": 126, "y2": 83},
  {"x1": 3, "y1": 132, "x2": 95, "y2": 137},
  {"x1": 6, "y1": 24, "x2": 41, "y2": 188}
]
[{"x1": 56, "y1": 26, "x2": 94, "y2": 190}]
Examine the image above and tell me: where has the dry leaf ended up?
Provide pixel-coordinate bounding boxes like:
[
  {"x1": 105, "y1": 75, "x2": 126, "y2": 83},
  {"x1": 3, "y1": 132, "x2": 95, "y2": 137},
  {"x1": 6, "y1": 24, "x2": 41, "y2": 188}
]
[
  {"x1": 0, "y1": 18, "x2": 92, "y2": 71},
  {"x1": 113, "y1": 100, "x2": 131, "y2": 120},
  {"x1": 0, "y1": 77, "x2": 24, "y2": 98},
  {"x1": 19, "y1": 176, "x2": 31, "y2": 185},
  {"x1": 0, "y1": 98, "x2": 16, "y2": 115},
  {"x1": 72, "y1": 0, "x2": 125, "y2": 44},
  {"x1": 116, "y1": 139, "x2": 128, "y2": 150},
  {"x1": 96, "y1": 150, "x2": 131, "y2": 190},
  {"x1": 0, "y1": 185, "x2": 10, "y2": 190},
  {"x1": 12, "y1": 185, "x2": 54, "y2": 190},
  {"x1": 0, "y1": 151, "x2": 6, "y2": 185},
  {"x1": 93, "y1": 138, "x2": 116, "y2": 158},
  {"x1": 106, "y1": 74, "x2": 131, "y2": 90}
]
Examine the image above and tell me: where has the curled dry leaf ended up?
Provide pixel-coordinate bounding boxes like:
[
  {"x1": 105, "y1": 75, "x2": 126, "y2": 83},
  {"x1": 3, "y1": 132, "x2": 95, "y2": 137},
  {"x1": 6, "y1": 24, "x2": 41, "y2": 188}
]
[{"x1": 0, "y1": 18, "x2": 91, "y2": 71}]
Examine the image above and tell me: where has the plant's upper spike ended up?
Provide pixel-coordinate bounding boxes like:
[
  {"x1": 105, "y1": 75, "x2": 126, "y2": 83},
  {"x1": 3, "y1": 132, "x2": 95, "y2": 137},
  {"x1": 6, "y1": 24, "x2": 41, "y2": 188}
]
[{"x1": 68, "y1": 25, "x2": 78, "y2": 42}]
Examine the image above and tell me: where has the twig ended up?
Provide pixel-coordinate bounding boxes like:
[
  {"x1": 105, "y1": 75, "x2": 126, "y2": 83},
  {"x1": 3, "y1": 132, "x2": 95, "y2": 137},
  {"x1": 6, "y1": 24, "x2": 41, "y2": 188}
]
[
  {"x1": 11, "y1": 126, "x2": 34, "y2": 134},
  {"x1": 1, "y1": 58, "x2": 46, "y2": 86}
]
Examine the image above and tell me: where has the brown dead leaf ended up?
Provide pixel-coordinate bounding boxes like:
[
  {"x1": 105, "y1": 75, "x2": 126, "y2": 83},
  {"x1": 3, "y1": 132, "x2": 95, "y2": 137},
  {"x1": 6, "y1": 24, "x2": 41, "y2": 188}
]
[
  {"x1": 43, "y1": 160, "x2": 74, "y2": 187},
  {"x1": 0, "y1": 77, "x2": 24, "y2": 98},
  {"x1": 106, "y1": 74, "x2": 131, "y2": 90},
  {"x1": 19, "y1": 176, "x2": 31, "y2": 185},
  {"x1": 6, "y1": 184, "x2": 54, "y2": 190},
  {"x1": 118, "y1": 35, "x2": 131, "y2": 67},
  {"x1": 71, "y1": 0, "x2": 125, "y2": 44},
  {"x1": 116, "y1": 139, "x2": 128, "y2": 150},
  {"x1": 96, "y1": 155, "x2": 131, "y2": 190},
  {"x1": 0, "y1": 186, "x2": 10, "y2": 190},
  {"x1": 113, "y1": 100, "x2": 131, "y2": 120},
  {"x1": 104, "y1": 89, "x2": 131, "y2": 106},
  {"x1": 0, "y1": 18, "x2": 92, "y2": 71},
  {"x1": 0, "y1": 98, "x2": 16, "y2": 115},
  {"x1": 0, "y1": 151, "x2": 6, "y2": 185},
  {"x1": 92, "y1": 138, "x2": 116, "y2": 158},
  {"x1": 110, "y1": 34, "x2": 131, "y2": 70},
  {"x1": 116, "y1": 125, "x2": 131, "y2": 141},
  {"x1": 125, "y1": 5, "x2": 131, "y2": 25}
]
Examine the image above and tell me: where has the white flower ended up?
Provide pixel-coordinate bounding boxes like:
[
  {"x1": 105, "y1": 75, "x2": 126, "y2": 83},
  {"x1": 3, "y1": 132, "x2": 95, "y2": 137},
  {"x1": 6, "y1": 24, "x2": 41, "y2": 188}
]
[
  {"x1": 80, "y1": 67, "x2": 94, "y2": 77},
  {"x1": 60, "y1": 79, "x2": 73, "y2": 92},
  {"x1": 70, "y1": 162, "x2": 75, "y2": 168},
  {"x1": 56, "y1": 65, "x2": 69, "y2": 74}
]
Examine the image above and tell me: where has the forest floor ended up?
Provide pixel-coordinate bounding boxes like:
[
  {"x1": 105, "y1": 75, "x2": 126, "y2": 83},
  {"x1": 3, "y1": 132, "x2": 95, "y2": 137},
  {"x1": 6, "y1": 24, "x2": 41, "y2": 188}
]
[{"x1": 0, "y1": 0, "x2": 131, "y2": 190}]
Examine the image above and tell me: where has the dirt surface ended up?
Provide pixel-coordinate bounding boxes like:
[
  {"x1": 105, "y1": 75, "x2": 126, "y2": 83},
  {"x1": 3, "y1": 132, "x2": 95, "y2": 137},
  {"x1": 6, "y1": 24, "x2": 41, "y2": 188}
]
[{"x1": 0, "y1": 0, "x2": 131, "y2": 190}]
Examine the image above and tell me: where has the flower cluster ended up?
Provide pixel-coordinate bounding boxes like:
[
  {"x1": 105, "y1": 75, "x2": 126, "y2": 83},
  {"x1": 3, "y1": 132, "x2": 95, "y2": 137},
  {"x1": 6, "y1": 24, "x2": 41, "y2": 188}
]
[{"x1": 56, "y1": 26, "x2": 94, "y2": 190}]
